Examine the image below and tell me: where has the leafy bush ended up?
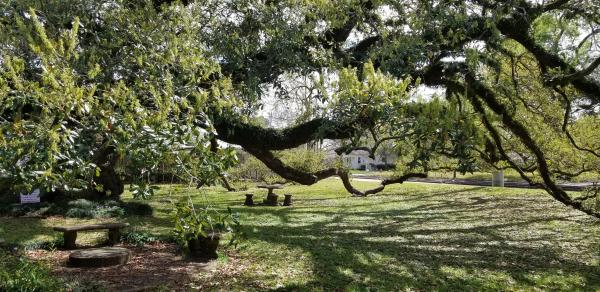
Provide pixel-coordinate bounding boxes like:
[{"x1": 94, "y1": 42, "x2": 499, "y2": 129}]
[
  {"x1": 0, "y1": 250, "x2": 63, "y2": 292},
  {"x1": 0, "y1": 198, "x2": 152, "y2": 218},
  {"x1": 230, "y1": 180, "x2": 252, "y2": 191},
  {"x1": 229, "y1": 148, "x2": 327, "y2": 183},
  {"x1": 22, "y1": 235, "x2": 64, "y2": 251},
  {"x1": 229, "y1": 156, "x2": 276, "y2": 183},
  {"x1": 278, "y1": 148, "x2": 327, "y2": 173},
  {"x1": 65, "y1": 199, "x2": 125, "y2": 219},
  {"x1": 121, "y1": 231, "x2": 158, "y2": 247},
  {"x1": 121, "y1": 201, "x2": 153, "y2": 216},
  {"x1": 129, "y1": 183, "x2": 160, "y2": 200},
  {"x1": 173, "y1": 202, "x2": 241, "y2": 246},
  {"x1": 0, "y1": 202, "x2": 61, "y2": 217}
]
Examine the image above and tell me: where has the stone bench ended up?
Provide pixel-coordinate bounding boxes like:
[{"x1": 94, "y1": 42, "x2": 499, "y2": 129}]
[
  {"x1": 53, "y1": 223, "x2": 129, "y2": 249},
  {"x1": 244, "y1": 194, "x2": 254, "y2": 206},
  {"x1": 282, "y1": 194, "x2": 293, "y2": 206}
]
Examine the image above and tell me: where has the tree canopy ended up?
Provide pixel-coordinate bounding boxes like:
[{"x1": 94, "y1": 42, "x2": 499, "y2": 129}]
[{"x1": 1, "y1": 0, "x2": 599, "y2": 217}]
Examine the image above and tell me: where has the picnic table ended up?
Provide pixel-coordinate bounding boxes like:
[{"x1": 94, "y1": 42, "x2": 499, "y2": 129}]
[
  {"x1": 53, "y1": 223, "x2": 129, "y2": 249},
  {"x1": 257, "y1": 184, "x2": 283, "y2": 196},
  {"x1": 257, "y1": 184, "x2": 283, "y2": 206},
  {"x1": 254, "y1": 184, "x2": 292, "y2": 206}
]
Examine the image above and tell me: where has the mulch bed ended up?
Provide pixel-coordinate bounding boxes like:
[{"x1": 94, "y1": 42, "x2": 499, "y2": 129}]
[{"x1": 26, "y1": 242, "x2": 219, "y2": 291}]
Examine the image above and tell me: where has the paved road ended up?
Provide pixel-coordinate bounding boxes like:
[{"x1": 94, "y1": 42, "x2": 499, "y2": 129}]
[{"x1": 351, "y1": 174, "x2": 595, "y2": 191}]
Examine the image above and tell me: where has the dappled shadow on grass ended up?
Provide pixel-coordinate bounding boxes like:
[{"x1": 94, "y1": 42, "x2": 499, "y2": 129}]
[
  {"x1": 239, "y1": 186, "x2": 600, "y2": 290},
  {"x1": 0, "y1": 213, "x2": 174, "y2": 249},
  {"x1": 0, "y1": 217, "x2": 55, "y2": 247},
  {"x1": 27, "y1": 242, "x2": 213, "y2": 291}
]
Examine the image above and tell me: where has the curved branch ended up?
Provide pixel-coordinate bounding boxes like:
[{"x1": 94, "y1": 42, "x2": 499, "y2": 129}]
[
  {"x1": 555, "y1": 87, "x2": 600, "y2": 158},
  {"x1": 335, "y1": 145, "x2": 373, "y2": 156},
  {"x1": 540, "y1": 0, "x2": 572, "y2": 13},
  {"x1": 382, "y1": 173, "x2": 428, "y2": 185},
  {"x1": 244, "y1": 142, "x2": 428, "y2": 198},
  {"x1": 214, "y1": 117, "x2": 358, "y2": 150},
  {"x1": 339, "y1": 171, "x2": 427, "y2": 197},
  {"x1": 243, "y1": 147, "x2": 324, "y2": 185},
  {"x1": 554, "y1": 167, "x2": 595, "y2": 179},
  {"x1": 334, "y1": 135, "x2": 408, "y2": 159},
  {"x1": 549, "y1": 56, "x2": 600, "y2": 86},
  {"x1": 243, "y1": 146, "x2": 388, "y2": 196},
  {"x1": 460, "y1": 72, "x2": 600, "y2": 218},
  {"x1": 337, "y1": 170, "x2": 385, "y2": 197},
  {"x1": 496, "y1": 15, "x2": 600, "y2": 103}
]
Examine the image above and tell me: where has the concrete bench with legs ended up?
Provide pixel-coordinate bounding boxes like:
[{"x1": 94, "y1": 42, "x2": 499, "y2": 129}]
[{"x1": 53, "y1": 223, "x2": 129, "y2": 249}]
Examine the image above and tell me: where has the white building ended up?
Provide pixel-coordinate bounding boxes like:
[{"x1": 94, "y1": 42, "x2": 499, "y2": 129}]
[{"x1": 341, "y1": 150, "x2": 396, "y2": 170}]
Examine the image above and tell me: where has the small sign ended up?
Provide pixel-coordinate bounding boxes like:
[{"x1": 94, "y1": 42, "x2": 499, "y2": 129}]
[{"x1": 20, "y1": 189, "x2": 41, "y2": 204}]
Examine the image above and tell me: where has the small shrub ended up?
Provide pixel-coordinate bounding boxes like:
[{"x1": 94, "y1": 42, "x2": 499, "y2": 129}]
[
  {"x1": 0, "y1": 250, "x2": 63, "y2": 292},
  {"x1": 22, "y1": 235, "x2": 64, "y2": 251},
  {"x1": 231, "y1": 180, "x2": 251, "y2": 191},
  {"x1": 67, "y1": 280, "x2": 107, "y2": 292},
  {"x1": 278, "y1": 148, "x2": 327, "y2": 173},
  {"x1": 65, "y1": 199, "x2": 125, "y2": 219},
  {"x1": 0, "y1": 202, "x2": 61, "y2": 217},
  {"x1": 173, "y1": 203, "x2": 241, "y2": 247},
  {"x1": 229, "y1": 156, "x2": 276, "y2": 182},
  {"x1": 121, "y1": 231, "x2": 158, "y2": 247},
  {"x1": 229, "y1": 148, "x2": 327, "y2": 183},
  {"x1": 1, "y1": 198, "x2": 152, "y2": 218},
  {"x1": 121, "y1": 201, "x2": 153, "y2": 216},
  {"x1": 67, "y1": 198, "x2": 95, "y2": 209}
]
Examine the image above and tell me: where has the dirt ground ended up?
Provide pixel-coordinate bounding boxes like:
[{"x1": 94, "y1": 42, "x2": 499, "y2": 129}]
[{"x1": 26, "y1": 243, "x2": 220, "y2": 291}]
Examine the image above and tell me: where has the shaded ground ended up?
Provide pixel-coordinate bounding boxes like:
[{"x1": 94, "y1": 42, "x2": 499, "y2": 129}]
[
  {"x1": 226, "y1": 184, "x2": 599, "y2": 290},
  {"x1": 26, "y1": 243, "x2": 217, "y2": 291},
  {"x1": 4, "y1": 180, "x2": 600, "y2": 290}
]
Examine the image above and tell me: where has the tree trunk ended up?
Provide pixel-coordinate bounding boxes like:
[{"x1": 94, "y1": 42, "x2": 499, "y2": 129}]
[
  {"x1": 220, "y1": 175, "x2": 236, "y2": 192},
  {"x1": 492, "y1": 170, "x2": 504, "y2": 187},
  {"x1": 92, "y1": 146, "x2": 124, "y2": 199}
]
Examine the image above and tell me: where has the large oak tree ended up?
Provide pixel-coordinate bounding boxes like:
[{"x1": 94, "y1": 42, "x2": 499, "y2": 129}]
[{"x1": 1, "y1": 0, "x2": 599, "y2": 217}]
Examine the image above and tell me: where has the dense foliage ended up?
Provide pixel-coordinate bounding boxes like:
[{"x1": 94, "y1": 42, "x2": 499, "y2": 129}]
[
  {"x1": 173, "y1": 202, "x2": 241, "y2": 246},
  {"x1": 1, "y1": 0, "x2": 599, "y2": 216},
  {"x1": 0, "y1": 250, "x2": 63, "y2": 292},
  {"x1": 0, "y1": 0, "x2": 235, "y2": 198},
  {"x1": 230, "y1": 148, "x2": 329, "y2": 183}
]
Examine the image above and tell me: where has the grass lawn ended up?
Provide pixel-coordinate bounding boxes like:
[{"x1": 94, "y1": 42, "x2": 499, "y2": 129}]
[{"x1": 1, "y1": 179, "x2": 599, "y2": 291}]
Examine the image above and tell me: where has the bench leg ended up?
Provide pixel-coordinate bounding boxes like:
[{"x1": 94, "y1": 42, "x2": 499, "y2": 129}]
[
  {"x1": 108, "y1": 229, "x2": 121, "y2": 245},
  {"x1": 64, "y1": 232, "x2": 77, "y2": 249},
  {"x1": 283, "y1": 195, "x2": 292, "y2": 206},
  {"x1": 265, "y1": 194, "x2": 278, "y2": 206},
  {"x1": 244, "y1": 194, "x2": 254, "y2": 206}
]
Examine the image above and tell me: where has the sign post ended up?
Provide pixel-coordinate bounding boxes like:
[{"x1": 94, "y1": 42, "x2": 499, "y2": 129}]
[{"x1": 20, "y1": 189, "x2": 41, "y2": 204}]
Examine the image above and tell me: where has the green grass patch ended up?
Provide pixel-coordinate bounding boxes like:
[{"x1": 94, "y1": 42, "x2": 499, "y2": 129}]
[
  {"x1": 1, "y1": 179, "x2": 599, "y2": 291},
  {"x1": 0, "y1": 250, "x2": 63, "y2": 292}
]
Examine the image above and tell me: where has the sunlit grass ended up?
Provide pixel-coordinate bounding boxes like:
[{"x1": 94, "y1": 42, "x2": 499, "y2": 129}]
[{"x1": 2, "y1": 179, "x2": 599, "y2": 290}]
